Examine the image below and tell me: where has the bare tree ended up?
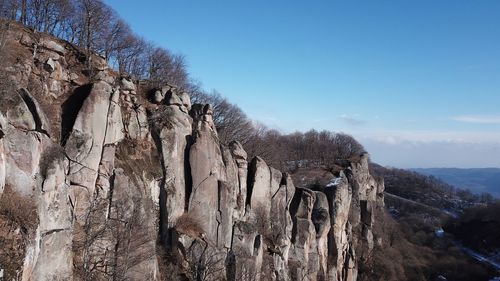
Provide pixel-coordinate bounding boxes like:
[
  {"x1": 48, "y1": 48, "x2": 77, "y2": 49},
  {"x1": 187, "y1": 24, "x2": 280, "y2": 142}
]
[
  {"x1": 331, "y1": 133, "x2": 366, "y2": 162},
  {"x1": 184, "y1": 242, "x2": 226, "y2": 281},
  {"x1": 0, "y1": 0, "x2": 194, "y2": 86},
  {"x1": 74, "y1": 0, "x2": 110, "y2": 53},
  {"x1": 73, "y1": 194, "x2": 155, "y2": 281},
  {"x1": 207, "y1": 91, "x2": 254, "y2": 145},
  {"x1": 72, "y1": 195, "x2": 110, "y2": 281},
  {"x1": 0, "y1": 0, "x2": 20, "y2": 20},
  {"x1": 144, "y1": 45, "x2": 189, "y2": 88}
]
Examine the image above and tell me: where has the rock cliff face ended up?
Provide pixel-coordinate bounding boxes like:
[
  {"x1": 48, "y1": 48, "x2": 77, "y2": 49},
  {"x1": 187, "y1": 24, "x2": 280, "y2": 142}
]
[{"x1": 0, "y1": 23, "x2": 384, "y2": 281}]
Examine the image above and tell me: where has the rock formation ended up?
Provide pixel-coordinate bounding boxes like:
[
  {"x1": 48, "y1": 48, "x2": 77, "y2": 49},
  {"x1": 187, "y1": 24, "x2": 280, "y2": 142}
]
[{"x1": 0, "y1": 22, "x2": 384, "y2": 281}]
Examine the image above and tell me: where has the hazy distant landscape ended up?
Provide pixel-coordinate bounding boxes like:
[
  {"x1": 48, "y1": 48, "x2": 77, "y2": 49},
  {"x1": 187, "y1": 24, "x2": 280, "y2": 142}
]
[{"x1": 413, "y1": 168, "x2": 500, "y2": 198}]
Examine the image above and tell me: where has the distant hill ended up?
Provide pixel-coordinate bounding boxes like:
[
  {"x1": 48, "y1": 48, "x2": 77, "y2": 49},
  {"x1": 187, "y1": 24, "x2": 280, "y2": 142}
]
[{"x1": 412, "y1": 168, "x2": 500, "y2": 198}]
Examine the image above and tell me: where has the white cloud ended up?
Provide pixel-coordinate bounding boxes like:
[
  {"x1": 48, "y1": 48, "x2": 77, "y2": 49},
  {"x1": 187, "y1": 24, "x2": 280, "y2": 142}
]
[
  {"x1": 353, "y1": 130, "x2": 500, "y2": 168},
  {"x1": 356, "y1": 130, "x2": 500, "y2": 145},
  {"x1": 340, "y1": 114, "x2": 366, "y2": 126},
  {"x1": 451, "y1": 115, "x2": 500, "y2": 124},
  {"x1": 361, "y1": 138, "x2": 500, "y2": 168}
]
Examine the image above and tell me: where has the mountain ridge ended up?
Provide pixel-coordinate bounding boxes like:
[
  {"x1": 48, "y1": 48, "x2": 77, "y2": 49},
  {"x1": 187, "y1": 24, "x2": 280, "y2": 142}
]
[{"x1": 412, "y1": 168, "x2": 500, "y2": 198}]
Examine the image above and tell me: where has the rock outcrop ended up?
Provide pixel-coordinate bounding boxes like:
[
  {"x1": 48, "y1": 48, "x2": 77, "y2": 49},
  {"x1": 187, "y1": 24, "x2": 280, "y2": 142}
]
[{"x1": 0, "y1": 22, "x2": 385, "y2": 281}]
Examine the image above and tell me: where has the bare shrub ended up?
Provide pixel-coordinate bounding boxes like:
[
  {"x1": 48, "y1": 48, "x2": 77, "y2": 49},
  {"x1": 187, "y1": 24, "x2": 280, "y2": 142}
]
[
  {"x1": 0, "y1": 19, "x2": 10, "y2": 51},
  {"x1": 108, "y1": 197, "x2": 157, "y2": 280},
  {"x1": 0, "y1": 186, "x2": 38, "y2": 279},
  {"x1": 184, "y1": 242, "x2": 225, "y2": 281},
  {"x1": 115, "y1": 138, "x2": 162, "y2": 181},
  {"x1": 0, "y1": 185, "x2": 38, "y2": 234},
  {"x1": 175, "y1": 212, "x2": 204, "y2": 238},
  {"x1": 0, "y1": 64, "x2": 20, "y2": 115},
  {"x1": 39, "y1": 143, "x2": 65, "y2": 178},
  {"x1": 148, "y1": 105, "x2": 176, "y2": 129},
  {"x1": 157, "y1": 247, "x2": 183, "y2": 281},
  {"x1": 73, "y1": 192, "x2": 157, "y2": 281},
  {"x1": 72, "y1": 195, "x2": 110, "y2": 281}
]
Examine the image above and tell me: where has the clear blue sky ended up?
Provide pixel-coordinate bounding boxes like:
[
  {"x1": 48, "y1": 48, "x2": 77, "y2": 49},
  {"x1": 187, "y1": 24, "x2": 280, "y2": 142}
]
[{"x1": 105, "y1": 0, "x2": 500, "y2": 168}]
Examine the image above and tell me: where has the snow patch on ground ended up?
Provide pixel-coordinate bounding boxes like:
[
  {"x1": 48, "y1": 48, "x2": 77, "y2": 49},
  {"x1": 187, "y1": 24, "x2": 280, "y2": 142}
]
[{"x1": 326, "y1": 176, "x2": 343, "y2": 187}]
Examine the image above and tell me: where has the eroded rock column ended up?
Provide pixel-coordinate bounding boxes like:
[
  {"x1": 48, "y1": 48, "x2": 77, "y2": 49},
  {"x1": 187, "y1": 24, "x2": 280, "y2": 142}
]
[
  {"x1": 324, "y1": 172, "x2": 353, "y2": 281},
  {"x1": 24, "y1": 149, "x2": 72, "y2": 281},
  {"x1": 0, "y1": 114, "x2": 5, "y2": 197},
  {"x1": 156, "y1": 89, "x2": 193, "y2": 231}
]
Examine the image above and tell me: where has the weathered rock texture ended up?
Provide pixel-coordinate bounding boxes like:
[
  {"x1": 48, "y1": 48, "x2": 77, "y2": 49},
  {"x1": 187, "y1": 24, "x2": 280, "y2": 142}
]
[{"x1": 0, "y1": 22, "x2": 384, "y2": 281}]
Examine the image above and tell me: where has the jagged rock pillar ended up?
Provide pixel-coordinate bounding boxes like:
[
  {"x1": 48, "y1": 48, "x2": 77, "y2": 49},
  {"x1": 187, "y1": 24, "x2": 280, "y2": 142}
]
[
  {"x1": 23, "y1": 149, "x2": 72, "y2": 281},
  {"x1": 247, "y1": 156, "x2": 272, "y2": 214},
  {"x1": 188, "y1": 104, "x2": 226, "y2": 244},
  {"x1": 268, "y1": 172, "x2": 295, "y2": 281},
  {"x1": 2, "y1": 91, "x2": 50, "y2": 196},
  {"x1": 219, "y1": 146, "x2": 239, "y2": 249},
  {"x1": 155, "y1": 90, "x2": 193, "y2": 246},
  {"x1": 289, "y1": 187, "x2": 318, "y2": 281},
  {"x1": 65, "y1": 80, "x2": 114, "y2": 215},
  {"x1": 314, "y1": 192, "x2": 331, "y2": 280},
  {"x1": 0, "y1": 118, "x2": 5, "y2": 197},
  {"x1": 349, "y1": 154, "x2": 381, "y2": 263},
  {"x1": 229, "y1": 141, "x2": 248, "y2": 219},
  {"x1": 228, "y1": 155, "x2": 275, "y2": 281},
  {"x1": 324, "y1": 172, "x2": 354, "y2": 281}
]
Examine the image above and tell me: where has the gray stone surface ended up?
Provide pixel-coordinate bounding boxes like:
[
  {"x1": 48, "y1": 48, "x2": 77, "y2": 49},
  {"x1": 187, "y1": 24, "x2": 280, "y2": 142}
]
[
  {"x1": 65, "y1": 81, "x2": 112, "y2": 193},
  {"x1": 0, "y1": 129, "x2": 5, "y2": 197},
  {"x1": 27, "y1": 152, "x2": 73, "y2": 281},
  {"x1": 158, "y1": 105, "x2": 192, "y2": 228}
]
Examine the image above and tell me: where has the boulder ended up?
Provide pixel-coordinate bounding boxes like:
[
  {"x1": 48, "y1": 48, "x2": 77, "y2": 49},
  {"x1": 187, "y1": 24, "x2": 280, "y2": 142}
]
[
  {"x1": 45, "y1": 58, "x2": 56, "y2": 72},
  {"x1": 5, "y1": 92, "x2": 36, "y2": 131},
  {"x1": 165, "y1": 91, "x2": 182, "y2": 106},
  {"x1": 120, "y1": 77, "x2": 136, "y2": 91},
  {"x1": 152, "y1": 90, "x2": 164, "y2": 104},
  {"x1": 230, "y1": 222, "x2": 265, "y2": 281},
  {"x1": 94, "y1": 70, "x2": 115, "y2": 85},
  {"x1": 127, "y1": 106, "x2": 149, "y2": 141},
  {"x1": 18, "y1": 88, "x2": 52, "y2": 136},
  {"x1": 179, "y1": 92, "x2": 192, "y2": 111},
  {"x1": 95, "y1": 145, "x2": 116, "y2": 197},
  {"x1": 269, "y1": 173, "x2": 295, "y2": 280},
  {"x1": 39, "y1": 38, "x2": 67, "y2": 55}
]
